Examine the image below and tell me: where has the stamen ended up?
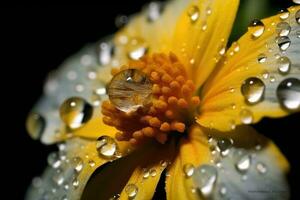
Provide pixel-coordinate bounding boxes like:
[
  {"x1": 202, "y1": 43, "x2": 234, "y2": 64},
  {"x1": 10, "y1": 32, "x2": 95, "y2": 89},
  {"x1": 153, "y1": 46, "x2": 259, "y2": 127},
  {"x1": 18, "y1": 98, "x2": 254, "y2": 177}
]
[{"x1": 102, "y1": 53, "x2": 200, "y2": 144}]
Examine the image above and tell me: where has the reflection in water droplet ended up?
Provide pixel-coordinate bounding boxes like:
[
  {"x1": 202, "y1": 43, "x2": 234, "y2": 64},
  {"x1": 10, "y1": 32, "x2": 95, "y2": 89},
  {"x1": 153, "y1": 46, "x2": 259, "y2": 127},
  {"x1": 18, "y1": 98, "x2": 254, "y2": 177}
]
[
  {"x1": 277, "y1": 56, "x2": 291, "y2": 75},
  {"x1": 125, "y1": 184, "x2": 138, "y2": 198},
  {"x1": 128, "y1": 46, "x2": 148, "y2": 60},
  {"x1": 249, "y1": 19, "x2": 265, "y2": 39},
  {"x1": 235, "y1": 154, "x2": 251, "y2": 173},
  {"x1": 256, "y1": 162, "x2": 267, "y2": 174},
  {"x1": 107, "y1": 69, "x2": 153, "y2": 113},
  {"x1": 276, "y1": 78, "x2": 300, "y2": 111},
  {"x1": 276, "y1": 22, "x2": 291, "y2": 36},
  {"x1": 241, "y1": 77, "x2": 265, "y2": 104},
  {"x1": 26, "y1": 112, "x2": 45, "y2": 139},
  {"x1": 188, "y1": 5, "x2": 200, "y2": 23},
  {"x1": 257, "y1": 53, "x2": 267, "y2": 63},
  {"x1": 59, "y1": 97, "x2": 93, "y2": 129},
  {"x1": 96, "y1": 135, "x2": 118, "y2": 158},
  {"x1": 277, "y1": 36, "x2": 291, "y2": 51},
  {"x1": 194, "y1": 165, "x2": 218, "y2": 197},
  {"x1": 240, "y1": 109, "x2": 253, "y2": 124},
  {"x1": 183, "y1": 163, "x2": 195, "y2": 177}
]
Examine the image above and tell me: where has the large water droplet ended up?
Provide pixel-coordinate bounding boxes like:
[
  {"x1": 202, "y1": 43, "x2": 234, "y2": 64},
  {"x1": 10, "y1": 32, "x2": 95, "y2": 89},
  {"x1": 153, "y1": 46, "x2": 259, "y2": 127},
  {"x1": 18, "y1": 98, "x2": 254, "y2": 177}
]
[
  {"x1": 240, "y1": 109, "x2": 253, "y2": 124},
  {"x1": 96, "y1": 135, "x2": 118, "y2": 158},
  {"x1": 183, "y1": 163, "x2": 195, "y2": 177},
  {"x1": 188, "y1": 5, "x2": 200, "y2": 23},
  {"x1": 235, "y1": 154, "x2": 251, "y2": 173},
  {"x1": 277, "y1": 56, "x2": 291, "y2": 75},
  {"x1": 276, "y1": 22, "x2": 291, "y2": 36},
  {"x1": 125, "y1": 184, "x2": 138, "y2": 198},
  {"x1": 277, "y1": 36, "x2": 291, "y2": 51},
  {"x1": 194, "y1": 165, "x2": 218, "y2": 197},
  {"x1": 249, "y1": 19, "x2": 265, "y2": 39},
  {"x1": 97, "y1": 42, "x2": 114, "y2": 65},
  {"x1": 147, "y1": 2, "x2": 163, "y2": 22},
  {"x1": 241, "y1": 77, "x2": 265, "y2": 104},
  {"x1": 107, "y1": 69, "x2": 152, "y2": 113},
  {"x1": 276, "y1": 78, "x2": 300, "y2": 111},
  {"x1": 26, "y1": 112, "x2": 45, "y2": 139},
  {"x1": 296, "y1": 10, "x2": 300, "y2": 24},
  {"x1": 59, "y1": 97, "x2": 93, "y2": 129}
]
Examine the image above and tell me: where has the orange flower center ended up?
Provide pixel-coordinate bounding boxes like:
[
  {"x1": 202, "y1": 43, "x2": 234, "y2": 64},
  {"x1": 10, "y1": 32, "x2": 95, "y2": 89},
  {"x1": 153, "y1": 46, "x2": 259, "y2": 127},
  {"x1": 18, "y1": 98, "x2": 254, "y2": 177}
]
[{"x1": 102, "y1": 53, "x2": 200, "y2": 145}]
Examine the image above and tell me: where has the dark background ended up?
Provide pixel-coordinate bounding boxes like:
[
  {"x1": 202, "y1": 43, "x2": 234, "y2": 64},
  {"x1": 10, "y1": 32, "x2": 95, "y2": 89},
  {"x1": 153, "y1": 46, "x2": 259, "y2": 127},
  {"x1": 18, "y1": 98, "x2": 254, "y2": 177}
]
[{"x1": 1, "y1": 1, "x2": 299, "y2": 199}]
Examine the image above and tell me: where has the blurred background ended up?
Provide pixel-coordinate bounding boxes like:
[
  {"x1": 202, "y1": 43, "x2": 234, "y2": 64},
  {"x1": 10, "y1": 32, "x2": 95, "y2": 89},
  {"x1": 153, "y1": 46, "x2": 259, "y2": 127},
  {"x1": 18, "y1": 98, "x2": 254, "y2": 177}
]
[{"x1": 1, "y1": 0, "x2": 299, "y2": 199}]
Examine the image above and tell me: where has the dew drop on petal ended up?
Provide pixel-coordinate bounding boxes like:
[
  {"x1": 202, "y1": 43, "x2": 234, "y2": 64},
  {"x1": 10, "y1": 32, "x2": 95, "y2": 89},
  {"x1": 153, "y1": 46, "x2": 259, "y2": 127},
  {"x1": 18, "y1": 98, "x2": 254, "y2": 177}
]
[
  {"x1": 277, "y1": 56, "x2": 291, "y2": 75},
  {"x1": 96, "y1": 135, "x2": 118, "y2": 158},
  {"x1": 257, "y1": 53, "x2": 267, "y2": 63},
  {"x1": 47, "y1": 152, "x2": 61, "y2": 169},
  {"x1": 218, "y1": 46, "x2": 226, "y2": 56},
  {"x1": 125, "y1": 184, "x2": 138, "y2": 198},
  {"x1": 72, "y1": 157, "x2": 84, "y2": 173},
  {"x1": 239, "y1": 109, "x2": 253, "y2": 124},
  {"x1": 241, "y1": 77, "x2": 265, "y2": 104},
  {"x1": 232, "y1": 42, "x2": 240, "y2": 52},
  {"x1": 277, "y1": 36, "x2": 291, "y2": 51},
  {"x1": 188, "y1": 5, "x2": 200, "y2": 23},
  {"x1": 97, "y1": 42, "x2": 114, "y2": 65},
  {"x1": 195, "y1": 165, "x2": 218, "y2": 197},
  {"x1": 147, "y1": 2, "x2": 163, "y2": 22},
  {"x1": 128, "y1": 46, "x2": 148, "y2": 60},
  {"x1": 72, "y1": 178, "x2": 79, "y2": 188},
  {"x1": 249, "y1": 19, "x2": 265, "y2": 39},
  {"x1": 59, "y1": 97, "x2": 93, "y2": 129},
  {"x1": 183, "y1": 163, "x2": 195, "y2": 177},
  {"x1": 235, "y1": 154, "x2": 251, "y2": 173},
  {"x1": 276, "y1": 22, "x2": 291, "y2": 36},
  {"x1": 296, "y1": 10, "x2": 300, "y2": 24},
  {"x1": 217, "y1": 138, "x2": 233, "y2": 157},
  {"x1": 256, "y1": 162, "x2": 267, "y2": 174},
  {"x1": 26, "y1": 112, "x2": 45, "y2": 139},
  {"x1": 150, "y1": 168, "x2": 157, "y2": 177},
  {"x1": 107, "y1": 69, "x2": 152, "y2": 113},
  {"x1": 279, "y1": 9, "x2": 290, "y2": 20},
  {"x1": 142, "y1": 168, "x2": 150, "y2": 179},
  {"x1": 276, "y1": 78, "x2": 300, "y2": 111}
]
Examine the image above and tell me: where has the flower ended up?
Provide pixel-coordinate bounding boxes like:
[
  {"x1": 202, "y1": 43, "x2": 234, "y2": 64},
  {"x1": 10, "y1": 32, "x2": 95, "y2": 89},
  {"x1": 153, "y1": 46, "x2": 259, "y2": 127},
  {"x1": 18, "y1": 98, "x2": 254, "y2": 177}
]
[{"x1": 26, "y1": 0, "x2": 300, "y2": 200}]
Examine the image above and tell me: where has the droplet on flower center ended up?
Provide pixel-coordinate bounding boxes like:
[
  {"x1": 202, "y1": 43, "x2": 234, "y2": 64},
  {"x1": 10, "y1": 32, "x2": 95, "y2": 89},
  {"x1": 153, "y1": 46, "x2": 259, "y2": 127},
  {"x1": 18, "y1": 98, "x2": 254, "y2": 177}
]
[
  {"x1": 107, "y1": 69, "x2": 152, "y2": 113},
  {"x1": 59, "y1": 97, "x2": 93, "y2": 129}
]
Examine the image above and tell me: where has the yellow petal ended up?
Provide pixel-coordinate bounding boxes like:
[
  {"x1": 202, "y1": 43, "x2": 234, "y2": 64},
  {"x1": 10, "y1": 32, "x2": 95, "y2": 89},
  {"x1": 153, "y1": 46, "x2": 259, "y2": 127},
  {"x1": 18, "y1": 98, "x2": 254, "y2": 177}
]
[
  {"x1": 26, "y1": 137, "x2": 132, "y2": 200},
  {"x1": 172, "y1": 0, "x2": 239, "y2": 88},
  {"x1": 198, "y1": 6, "x2": 300, "y2": 131},
  {"x1": 165, "y1": 125, "x2": 211, "y2": 200},
  {"x1": 118, "y1": 141, "x2": 175, "y2": 200}
]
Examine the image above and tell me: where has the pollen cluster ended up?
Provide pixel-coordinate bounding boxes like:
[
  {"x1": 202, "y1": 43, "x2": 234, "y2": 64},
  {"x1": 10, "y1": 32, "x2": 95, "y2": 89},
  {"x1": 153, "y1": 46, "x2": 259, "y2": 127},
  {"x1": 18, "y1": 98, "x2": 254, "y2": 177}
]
[{"x1": 102, "y1": 53, "x2": 200, "y2": 145}]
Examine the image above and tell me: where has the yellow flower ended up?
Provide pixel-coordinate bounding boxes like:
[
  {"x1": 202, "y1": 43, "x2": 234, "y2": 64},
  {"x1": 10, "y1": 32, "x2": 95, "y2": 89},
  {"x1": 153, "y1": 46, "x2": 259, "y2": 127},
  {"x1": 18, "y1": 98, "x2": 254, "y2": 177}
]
[{"x1": 26, "y1": 0, "x2": 300, "y2": 199}]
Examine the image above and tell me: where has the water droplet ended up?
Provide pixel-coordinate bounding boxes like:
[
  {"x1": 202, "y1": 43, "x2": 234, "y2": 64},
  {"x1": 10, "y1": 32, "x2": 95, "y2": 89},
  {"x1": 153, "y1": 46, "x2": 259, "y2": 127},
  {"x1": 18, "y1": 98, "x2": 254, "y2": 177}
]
[
  {"x1": 235, "y1": 154, "x2": 251, "y2": 173},
  {"x1": 232, "y1": 42, "x2": 240, "y2": 52},
  {"x1": 195, "y1": 165, "x2": 218, "y2": 197},
  {"x1": 53, "y1": 174, "x2": 64, "y2": 186},
  {"x1": 276, "y1": 22, "x2": 291, "y2": 36},
  {"x1": 256, "y1": 162, "x2": 267, "y2": 174},
  {"x1": 276, "y1": 78, "x2": 300, "y2": 111},
  {"x1": 257, "y1": 53, "x2": 267, "y2": 63},
  {"x1": 277, "y1": 56, "x2": 291, "y2": 74},
  {"x1": 249, "y1": 19, "x2": 265, "y2": 39},
  {"x1": 188, "y1": 5, "x2": 200, "y2": 23},
  {"x1": 128, "y1": 46, "x2": 148, "y2": 60},
  {"x1": 59, "y1": 97, "x2": 93, "y2": 129},
  {"x1": 72, "y1": 157, "x2": 84, "y2": 173},
  {"x1": 293, "y1": 0, "x2": 300, "y2": 4},
  {"x1": 241, "y1": 77, "x2": 265, "y2": 104},
  {"x1": 296, "y1": 10, "x2": 300, "y2": 24},
  {"x1": 107, "y1": 69, "x2": 152, "y2": 113},
  {"x1": 96, "y1": 135, "x2": 118, "y2": 158},
  {"x1": 219, "y1": 185, "x2": 227, "y2": 196},
  {"x1": 97, "y1": 42, "x2": 114, "y2": 65},
  {"x1": 125, "y1": 184, "x2": 138, "y2": 198},
  {"x1": 88, "y1": 160, "x2": 96, "y2": 167},
  {"x1": 115, "y1": 15, "x2": 128, "y2": 28},
  {"x1": 297, "y1": 30, "x2": 300, "y2": 38},
  {"x1": 142, "y1": 168, "x2": 150, "y2": 179},
  {"x1": 277, "y1": 36, "x2": 291, "y2": 51},
  {"x1": 239, "y1": 109, "x2": 253, "y2": 124},
  {"x1": 147, "y1": 2, "x2": 163, "y2": 22},
  {"x1": 217, "y1": 138, "x2": 233, "y2": 157},
  {"x1": 279, "y1": 9, "x2": 290, "y2": 20},
  {"x1": 26, "y1": 112, "x2": 45, "y2": 139},
  {"x1": 47, "y1": 152, "x2": 61, "y2": 169},
  {"x1": 183, "y1": 163, "x2": 195, "y2": 177},
  {"x1": 218, "y1": 46, "x2": 226, "y2": 56},
  {"x1": 150, "y1": 168, "x2": 157, "y2": 177},
  {"x1": 160, "y1": 160, "x2": 168, "y2": 167}
]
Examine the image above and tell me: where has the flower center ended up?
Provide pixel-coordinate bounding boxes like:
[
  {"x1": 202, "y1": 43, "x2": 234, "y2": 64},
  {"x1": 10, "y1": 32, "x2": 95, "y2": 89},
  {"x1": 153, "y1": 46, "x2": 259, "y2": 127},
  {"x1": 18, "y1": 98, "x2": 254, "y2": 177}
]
[{"x1": 102, "y1": 53, "x2": 200, "y2": 145}]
